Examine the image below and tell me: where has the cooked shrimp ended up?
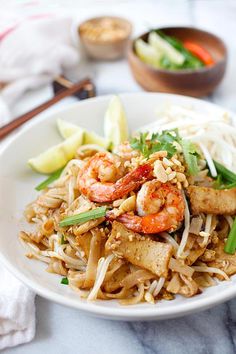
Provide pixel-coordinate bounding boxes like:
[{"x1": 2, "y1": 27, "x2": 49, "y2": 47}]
[
  {"x1": 77, "y1": 152, "x2": 152, "y2": 202},
  {"x1": 117, "y1": 181, "x2": 185, "y2": 233}
]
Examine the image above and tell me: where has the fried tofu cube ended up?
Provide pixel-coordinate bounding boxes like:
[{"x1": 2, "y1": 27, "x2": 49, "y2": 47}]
[
  {"x1": 187, "y1": 186, "x2": 236, "y2": 215},
  {"x1": 106, "y1": 221, "x2": 173, "y2": 277}
]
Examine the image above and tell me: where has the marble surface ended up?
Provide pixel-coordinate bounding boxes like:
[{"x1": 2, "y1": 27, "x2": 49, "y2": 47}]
[{"x1": 3, "y1": 0, "x2": 236, "y2": 353}]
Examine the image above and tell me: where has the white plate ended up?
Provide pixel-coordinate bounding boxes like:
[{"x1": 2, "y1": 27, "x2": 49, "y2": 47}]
[{"x1": 0, "y1": 92, "x2": 235, "y2": 321}]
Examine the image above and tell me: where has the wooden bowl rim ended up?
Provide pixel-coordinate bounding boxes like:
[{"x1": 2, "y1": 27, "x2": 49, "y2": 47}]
[
  {"x1": 79, "y1": 16, "x2": 132, "y2": 45},
  {"x1": 129, "y1": 26, "x2": 227, "y2": 75}
]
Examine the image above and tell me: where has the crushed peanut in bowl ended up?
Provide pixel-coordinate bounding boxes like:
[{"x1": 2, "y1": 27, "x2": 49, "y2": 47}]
[
  {"x1": 79, "y1": 17, "x2": 131, "y2": 43},
  {"x1": 78, "y1": 16, "x2": 132, "y2": 60}
]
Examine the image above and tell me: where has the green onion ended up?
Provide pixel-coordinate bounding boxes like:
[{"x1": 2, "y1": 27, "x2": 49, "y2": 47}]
[
  {"x1": 61, "y1": 277, "x2": 69, "y2": 285},
  {"x1": 156, "y1": 30, "x2": 204, "y2": 69},
  {"x1": 181, "y1": 139, "x2": 199, "y2": 176},
  {"x1": 213, "y1": 174, "x2": 223, "y2": 189},
  {"x1": 219, "y1": 181, "x2": 236, "y2": 190},
  {"x1": 213, "y1": 160, "x2": 236, "y2": 184},
  {"x1": 224, "y1": 218, "x2": 236, "y2": 254},
  {"x1": 35, "y1": 167, "x2": 64, "y2": 191},
  {"x1": 59, "y1": 206, "x2": 107, "y2": 227},
  {"x1": 61, "y1": 234, "x2": 65, "y2": 244}
]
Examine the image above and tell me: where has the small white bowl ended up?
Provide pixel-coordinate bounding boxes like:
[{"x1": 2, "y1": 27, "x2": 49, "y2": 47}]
[{"x1": 0, "y1": 93, "x2": 235, "y2": 321}]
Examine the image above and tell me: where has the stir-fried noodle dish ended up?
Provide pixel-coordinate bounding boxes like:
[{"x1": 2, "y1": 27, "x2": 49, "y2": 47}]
[{"x1": 20, "y1": 98, "x2": 236, "y2": 305}]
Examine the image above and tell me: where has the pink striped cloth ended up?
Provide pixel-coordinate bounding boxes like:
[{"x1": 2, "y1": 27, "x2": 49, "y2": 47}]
[
  {"x1": 0, "y1": 6, "x2": 79, "y2": 349},
  {"x1": 0, "y1": 7, "x2": 80, "y2": 127}
]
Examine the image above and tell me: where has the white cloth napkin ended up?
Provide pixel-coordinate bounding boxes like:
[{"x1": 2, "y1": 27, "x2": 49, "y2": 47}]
[
  {"x1": 0, "y1": 267, "x2": 35, "y2": 350},
  {"x1": 0, "y1": 11, "x2": 80, "y2": 350},
  {"x1": 0, "y1": 13, "x2": 80, "y2": 126}
]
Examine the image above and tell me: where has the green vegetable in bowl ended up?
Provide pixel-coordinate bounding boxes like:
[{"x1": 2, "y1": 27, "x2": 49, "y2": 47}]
[
  {"x1": 148, "y1": 31, "x2": 185, "y2": 66},
  {"x1": 135, "y1": 29, "x2": 206, "y2": 71},
  {"x1": 135, "y1": 38, "x2": 162, "y2": 68},
  {"x1": 156, "y1": 30, "x2": 204, "y2": 69}
]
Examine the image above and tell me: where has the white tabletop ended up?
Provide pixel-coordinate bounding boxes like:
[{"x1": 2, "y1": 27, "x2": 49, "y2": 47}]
[{"x1": 3, "y1": 1, "x2": 236, "y2": 353}]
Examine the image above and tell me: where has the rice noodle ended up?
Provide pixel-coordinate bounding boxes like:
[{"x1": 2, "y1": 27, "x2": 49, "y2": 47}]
[
  {"x1": 160, "y1": 232, "x2": 179, "y2": 253},
  {"x1": 194, "y1": 273, "x2": 216, "y2": 288},
  {"x1": 191, "y1": 265, "x2": 229, "y2": 280},
  {"x1": 57, "y1": 245, "x2": 86, "y2": 269},
  {"x1": 177, "y1": 192, "x2": 190, "y2": 258},
  {"x1": 60, "y1": 159, "x2": 84, "y2": 178},
  {"x1": 84, "y1": 229, "x2": 103, "y2": 288},
  {"x1": 22, "y1": 238, "x2": 62, "y2": 259},
  {"x1": 69, "y1": 284, "x2": 90, "y2": 298},
  {"x1": 104, "y1": 260, "x2": 124, "y2": 282},
  {"x1": 120, "y1": 269, "x2": 154, "y2": 289},
  {"x1": 169, "y1": 258, "x2": 194, "y2": 277},
  {"x1": 119, "y1": 283, "x2": 145, "y2": 305},
  {"x1": 105, "y1": 287, "x2": 132, "y2": 300},
  {"x1": 20, "y1": 239, "x2": 51, "y2": 263},
  {"x1": 65, "y1": 236, "x2": 87, "y2": 265},
  {"x1": 46, "y1": 258, "x2": 67, "y2": 275},
  {"x1": 67, "y1": 176, "x2": 75, "y2": 206},
  {"x1": 87, "y1": 254, "x2": 114, "y2": 301}
]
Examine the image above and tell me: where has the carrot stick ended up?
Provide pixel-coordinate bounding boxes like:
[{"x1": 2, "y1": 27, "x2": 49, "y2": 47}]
[{"x1": 183, "y1": 41, "x2": 215, "y2": 66}]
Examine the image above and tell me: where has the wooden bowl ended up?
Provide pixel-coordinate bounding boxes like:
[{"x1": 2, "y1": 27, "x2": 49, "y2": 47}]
[
  {"x1": 79, "y1": 16, "x2": 132, "y2": 60},
  {"x1": 128, "y1": 27, "x2": 227, "y2": 97}
]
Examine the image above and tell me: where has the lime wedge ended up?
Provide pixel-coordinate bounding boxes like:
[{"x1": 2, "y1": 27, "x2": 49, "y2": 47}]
[
  {"x1": 28, "y1": 131, "x2": 84, "y2": 174},
  {"x1": 135, "y1": 38, "x2": 162, "y2": 68},
  {"x1": 84, "y1": 131, "x2": 110, "y2": 149},
  {"x1": 57, "y1": 119, "x2": 110, "y2": 149},
  {"x1": 57, "y1": 119, "x2": 84, "y2": 139},
  {"x1": 104, "y1": 96, "x2": 129, "y2": 149}
]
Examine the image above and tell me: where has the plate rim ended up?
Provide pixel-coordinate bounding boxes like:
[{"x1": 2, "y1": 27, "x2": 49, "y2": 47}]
[{"x1": 0, "y1": 92, "x2": 235, "y2": 320}]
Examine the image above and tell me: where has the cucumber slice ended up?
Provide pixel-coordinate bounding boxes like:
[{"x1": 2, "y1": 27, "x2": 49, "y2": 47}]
[
  {"x1": 148, "y1": 31, "x2": 185, "y2": 66},
  {"x1": 135, "y1": 38, "x2": 162, "y2": 68}
]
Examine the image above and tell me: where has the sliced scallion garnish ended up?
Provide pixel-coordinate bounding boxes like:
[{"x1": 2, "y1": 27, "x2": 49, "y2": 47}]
[
  {"x1": 35, "y1": 167, "x2": 64, "y2": 191},
  {"x1": 61, "y1": 277, "x2": 69, "y2": 285},
  {"x1": 61, "y1": 234, "x2": 66, "y2": 244},
  {"x1": 59, "y1": 206, "x2": 107, "y2": 227},
  {"x1": 224, "y1": 218, "x2": 236, "y2": 254},
  {"x1": 213, "y1": 160, "x2": 236, "y2": 184},
  {"x1": 219, "y1": 181, "x2": 236, "y2": 190}
]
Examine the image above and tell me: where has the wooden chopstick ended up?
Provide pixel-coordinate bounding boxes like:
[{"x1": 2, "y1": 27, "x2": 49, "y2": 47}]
[{"x1": 0, "y1": 77, "x2": 93, "y2": 140}]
